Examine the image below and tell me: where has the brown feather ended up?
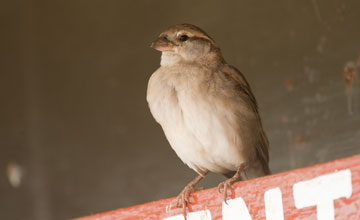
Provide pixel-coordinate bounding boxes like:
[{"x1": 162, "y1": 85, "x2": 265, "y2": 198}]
[{"x1": 221, "y1": 64, "x2": 271, "y2": 177}]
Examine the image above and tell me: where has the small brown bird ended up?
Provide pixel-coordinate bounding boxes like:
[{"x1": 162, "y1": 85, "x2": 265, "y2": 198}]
[{"x1": 147, "y1": 24, "x2": 270, "y2": 216}]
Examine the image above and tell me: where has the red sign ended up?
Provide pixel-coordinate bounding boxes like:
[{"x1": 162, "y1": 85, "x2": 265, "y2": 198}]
[{"x1": 75, "y1": 154, "x2": 360, "y2": 220}]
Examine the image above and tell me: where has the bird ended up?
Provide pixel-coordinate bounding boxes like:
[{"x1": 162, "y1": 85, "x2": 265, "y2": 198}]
[{"x1": 147, "y1": 24, "x2": 270, "y2": 216}]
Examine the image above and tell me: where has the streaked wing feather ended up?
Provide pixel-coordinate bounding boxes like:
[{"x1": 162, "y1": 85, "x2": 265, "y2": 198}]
[{"x1": 224, "y1": 64, "x2": 270, "y2": 174}]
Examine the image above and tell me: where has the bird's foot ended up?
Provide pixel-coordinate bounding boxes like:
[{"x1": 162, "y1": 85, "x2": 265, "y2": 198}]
[
  {"x1": 176, "y1": 185, "x2": 203, "y2": 218},
  {"x1": 176, "y1": 185, "x2": 194, "y2": 218},
  {"x1": 217, "y1": 178, "x2": 236, "y2": 202},
  {"x1": 218, "y1": 164, "x2": 244, "y2": 202}
]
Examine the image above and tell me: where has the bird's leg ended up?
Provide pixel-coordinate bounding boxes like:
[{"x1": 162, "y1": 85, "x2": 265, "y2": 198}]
[
  {"x1": 218, "y1": 164, "x2": 245, "y2": 202},
  {"x1": 176, "y1": 173, "x2": 207, "y2": 218}
]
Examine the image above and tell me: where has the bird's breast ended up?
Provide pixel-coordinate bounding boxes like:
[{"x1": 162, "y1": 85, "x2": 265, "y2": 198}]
[{"x1": 147, "y1": 66, "x2": 250, "y2": 174}]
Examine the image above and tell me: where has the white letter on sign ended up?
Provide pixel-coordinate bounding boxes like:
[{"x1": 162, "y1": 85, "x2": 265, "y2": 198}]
[
  {"x1": 293, "y1": 169, "x2": 352, "y2": 220},
  {"x1": 163, "y1": 210, "x2": 211, "y2": 220},
  {"x1": 222, "y1": 197, "x2": 252, "y2": 220},
  {"x1": 264, "y1": 187, "x2": 284, "y2": 220}
]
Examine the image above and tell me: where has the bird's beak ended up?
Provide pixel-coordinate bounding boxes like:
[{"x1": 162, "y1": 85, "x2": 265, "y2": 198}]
[{"x1": 150, "y1": 37, "x2": 175, "y2": 52}]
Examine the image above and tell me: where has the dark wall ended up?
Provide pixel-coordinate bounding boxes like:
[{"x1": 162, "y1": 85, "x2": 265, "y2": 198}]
[{"x1": 1, "y1": 1, "x2": 359, "y2": 219}]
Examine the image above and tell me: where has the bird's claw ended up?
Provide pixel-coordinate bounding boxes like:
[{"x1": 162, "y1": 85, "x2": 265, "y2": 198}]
[
  {"x1": 218, "y1": 179, "x2": 235, "y2": 202},
  {"x1": 176, "y1": 185, "x2": 195, "y2": 218},
  {"x1": 175, "y1": 185, "x2": 204, "y2": 219}
]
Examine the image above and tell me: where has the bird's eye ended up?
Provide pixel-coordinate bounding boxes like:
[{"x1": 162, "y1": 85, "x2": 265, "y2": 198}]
[{"x1": 179, "y1": 35, "x2": 189, "y2": 42}]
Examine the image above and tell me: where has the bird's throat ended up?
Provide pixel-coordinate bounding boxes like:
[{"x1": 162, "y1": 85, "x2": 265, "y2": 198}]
[{"x1": 160, "y1": 52, "x2": 182, "y2": 66}]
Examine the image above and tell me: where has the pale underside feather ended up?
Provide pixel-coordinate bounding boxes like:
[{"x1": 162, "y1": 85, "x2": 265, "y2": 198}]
[{"x1": 147, "y1": 54, "x2": 270, "y2": 178}]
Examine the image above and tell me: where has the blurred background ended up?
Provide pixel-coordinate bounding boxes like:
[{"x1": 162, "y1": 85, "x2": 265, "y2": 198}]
[{"x1": 1, "y1": 0, "x2": 360, "y2": 219}]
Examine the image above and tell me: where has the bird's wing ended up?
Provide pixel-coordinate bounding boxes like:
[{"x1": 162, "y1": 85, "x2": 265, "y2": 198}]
[{"x1": 222, "y1": 64, "x2": 270, "y2": 175}]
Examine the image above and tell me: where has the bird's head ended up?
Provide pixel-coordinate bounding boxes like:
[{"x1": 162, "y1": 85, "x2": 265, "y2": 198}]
[{"x1": 151, "y1": 24, "x2": 223, "y2": 66}]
